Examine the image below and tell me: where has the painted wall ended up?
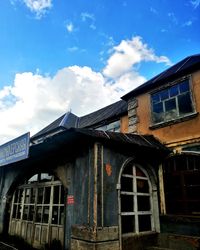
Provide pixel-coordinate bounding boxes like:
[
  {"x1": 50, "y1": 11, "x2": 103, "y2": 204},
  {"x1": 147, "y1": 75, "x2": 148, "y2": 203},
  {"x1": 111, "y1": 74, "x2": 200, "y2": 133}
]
[{"x1": 135, "y1": 70, "x2": 200, "y2": 148}]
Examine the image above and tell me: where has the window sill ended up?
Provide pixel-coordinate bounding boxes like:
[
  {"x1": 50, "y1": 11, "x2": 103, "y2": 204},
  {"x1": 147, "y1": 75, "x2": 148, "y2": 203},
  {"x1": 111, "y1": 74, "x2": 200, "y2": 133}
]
[{"x1": 149, "y1": 112, "x2": 198, "y2": 130}]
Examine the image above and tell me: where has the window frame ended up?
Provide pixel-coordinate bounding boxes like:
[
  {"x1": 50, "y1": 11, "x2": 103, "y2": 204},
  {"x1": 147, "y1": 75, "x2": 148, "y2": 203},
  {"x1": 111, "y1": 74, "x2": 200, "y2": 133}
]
[
  {"x1": 150, "y1": 76, "x2": 196, "y2": 127},
  {"x1": 119, "y1": 163, "x2": 155, "y2": 236}
]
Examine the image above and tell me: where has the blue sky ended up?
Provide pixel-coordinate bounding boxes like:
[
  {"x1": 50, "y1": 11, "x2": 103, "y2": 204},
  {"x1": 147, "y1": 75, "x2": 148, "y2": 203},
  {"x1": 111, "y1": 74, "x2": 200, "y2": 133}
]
[{"x1": 0, "y1": 0, "x2": 199, "y2": 143}]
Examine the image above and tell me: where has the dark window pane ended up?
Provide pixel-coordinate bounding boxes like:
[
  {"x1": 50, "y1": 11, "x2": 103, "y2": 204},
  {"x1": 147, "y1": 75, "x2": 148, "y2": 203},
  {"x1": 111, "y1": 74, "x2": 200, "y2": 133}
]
[
  {"x1": 60, "y1": 186, "x2": 65, "y2": 204},
  {"x1": 165, "y1": 98, "x2": 176, "y2": 111},
  {"x1": 138, "y1": 215, "x2": 151, "y2": 232},
  {"x1": 160, "y1": 89, "x2": 169, "y2": 100},
  {"x1": 37, "y1": 188, "x2": 44, "y2": 204},
  {"x1": 23, "y1": 205, "x2": 28, "y2": 220},
  {"x1": 12, "y1": 205, "x2": 17, "y2": 218},
  {"x1": 136, "y1": 168, "x2": 146, "y2": 177},
  {"x1": 44, "y1": 187, "x2": 51, "y2": 204},
  {"x1": 25, "y1": 189, "x2": 30, "y2": 204},
  {"x1": 137, "y1": 179, "x2": 149, "y2": 193},
  {"x1": 36, "y1": 206, "x2": 42, "y2": 222},
  {"x1": 52, "y1": 206, "x2": 59, "y2": 224},
  {"x1": 121, "y1": 177, "x2": 133, "y2": 192},
  {"x1": 153, "y1": 102, "x2": 163, "y2": 113},
  {"x1": 138, "y1": 196, "x2": 150, "y2": 211},
  {"x1": 17, "y1": 205, "x2": 22, "y2": 219},
  {"x1": 169, "y1": 85, "x2": 179, "y2": 97},
  {"x1": 42, "y1": 206, "x2": 49, "y2": 223},
  {"x1": 53, "y1": 186, "x2": 60, "y2": 204},
  {"x1": 179, "y1": 80, "x2": 189, "y2": 93},
  {"x1": 29, "y1": 205, "x2": 34, "y2": 221},
  {"x1": 30, "y1": 188, "x2": 36, "y2": 204},
  {"x1": 59, "y1": 206, "x2": 64, "y2": 225},
  {"x1": 152, "y1": 93, "x2": 160, "y2": 103},
  {"x1": 123, "y1": 164, "x2": 133, "y2": 175},
  {"x1": 121, "y1": 194, "x2": 134, "y2": 212},
  {"x1": 121, "y1": 215, "x2": 135, "y2": 234},
  {"x1": 178, "y1": 93, "x2": 193, "y2": 115}
]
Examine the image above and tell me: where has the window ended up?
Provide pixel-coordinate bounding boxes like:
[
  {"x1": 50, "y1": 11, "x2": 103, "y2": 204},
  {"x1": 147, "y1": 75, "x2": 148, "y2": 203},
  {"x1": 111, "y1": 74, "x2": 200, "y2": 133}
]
[
  {"x1": 119, "y1": 163, "x2": 154, "y2": 234},
  {"x1": 163, "y1": 154, "x2": 200, "y2": 215},
  {"x1": 96, "y1": 120, "x2": 120, "y2": 132},
  {"x1": 151, "y1": 79, "x2": 194, "y2": 124}
]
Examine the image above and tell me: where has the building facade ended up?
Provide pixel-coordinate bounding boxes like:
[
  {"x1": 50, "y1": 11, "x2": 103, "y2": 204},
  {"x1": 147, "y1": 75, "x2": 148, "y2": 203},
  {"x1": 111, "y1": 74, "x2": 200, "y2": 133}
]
[{"x1": 0, "y1": 55, "x2": 200, "y2": 250}]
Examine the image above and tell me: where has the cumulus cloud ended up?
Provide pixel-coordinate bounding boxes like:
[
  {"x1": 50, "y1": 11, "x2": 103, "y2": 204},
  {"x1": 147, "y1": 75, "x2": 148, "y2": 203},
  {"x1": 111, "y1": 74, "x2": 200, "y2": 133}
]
[
  {"x1": 0, "y1": 36, "x2": 171, "y2": 144},
  {"x1": 103, "y1": 36, "x2": 171, "y2": 78},
  {"x1": 23, "y1": 0, "x2": 52, "y2": 18}
]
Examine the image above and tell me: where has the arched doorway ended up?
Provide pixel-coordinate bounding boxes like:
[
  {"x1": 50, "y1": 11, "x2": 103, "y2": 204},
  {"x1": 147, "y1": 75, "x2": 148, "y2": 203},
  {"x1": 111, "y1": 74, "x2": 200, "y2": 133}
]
[
  {"x1": 118, "y1": 159, "x2": 160, "y2": 247},
  {"x1": 9, "y1": 173, "x2": 65, "y2": 249}
]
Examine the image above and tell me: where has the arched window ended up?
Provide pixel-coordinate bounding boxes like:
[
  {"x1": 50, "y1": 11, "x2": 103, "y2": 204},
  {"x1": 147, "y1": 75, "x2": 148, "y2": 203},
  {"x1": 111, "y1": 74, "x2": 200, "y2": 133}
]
[
  {"x1": 119, "y1": 162, "x2": 155, "y2": 235},
  {"x1": 9, "y1": 173, "x2": 65, "y2": 248}
]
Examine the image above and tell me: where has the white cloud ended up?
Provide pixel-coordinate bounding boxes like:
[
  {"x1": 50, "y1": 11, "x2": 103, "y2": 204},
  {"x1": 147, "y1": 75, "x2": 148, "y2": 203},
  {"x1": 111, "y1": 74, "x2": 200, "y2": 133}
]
[
  {"x1": 23, "y1": 0, "x2": 52, "y2": 18},
  {"x1": 0, "y1": 36, "x2": 171, "y2": 144},
  {"x1": 68, "y1": 46, "x2": 79, "y2": 52},
  {"x1": 190, "y1": 0, "x2": 200, "y2": 8},
  {"x1": 81, "y1": 12, "x2": 95, "y2": 22},
  {"x1": 66, "y1": 22, "x2": 74, "y2": 33},
  {"x1": 168, "y1": 12, "x2": 178, "y2": 25},
  {"x1": 183, "y1": 20, "x2": 193, "y2": 26},
  {"x1": 103, "y1": 36, "x2": 171, "y2": 78}
]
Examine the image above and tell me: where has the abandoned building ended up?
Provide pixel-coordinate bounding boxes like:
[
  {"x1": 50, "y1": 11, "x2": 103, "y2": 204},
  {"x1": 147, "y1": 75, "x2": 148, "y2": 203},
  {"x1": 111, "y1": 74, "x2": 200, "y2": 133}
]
[{"x1": 0, "y1": 54, "x2": 200, "y2": 250}]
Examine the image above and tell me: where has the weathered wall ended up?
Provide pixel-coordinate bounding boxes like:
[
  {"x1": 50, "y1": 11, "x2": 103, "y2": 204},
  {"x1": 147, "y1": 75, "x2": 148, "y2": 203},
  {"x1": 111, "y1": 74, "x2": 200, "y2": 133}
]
[
  {"x1": 133, "y1": 70, "x2": 200, "y2": 148},
  {"x1": 120, "y1": 115, "x2": 129, "y2": 133}
]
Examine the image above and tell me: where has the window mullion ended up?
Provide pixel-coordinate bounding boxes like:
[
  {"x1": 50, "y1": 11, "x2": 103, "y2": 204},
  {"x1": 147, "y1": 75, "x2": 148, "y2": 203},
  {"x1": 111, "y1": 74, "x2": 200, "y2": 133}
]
[{"x1": 133, "y1": 166, "x2": 139, "y2": 233}]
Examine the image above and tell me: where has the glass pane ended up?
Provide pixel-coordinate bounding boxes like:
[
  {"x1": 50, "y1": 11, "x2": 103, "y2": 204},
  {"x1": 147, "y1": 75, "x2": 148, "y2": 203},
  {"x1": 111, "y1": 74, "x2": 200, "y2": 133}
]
[
  {"x1": 178, "y1": 93, "x2": 193, "y2": 115},
  {"x1": 28, "y1": 174, "x2": 38, "y2": 183},
  {"x1": 138, "y1": 196, "x2": 150, "y2": 211},
  {"x1": 59, "y1": 206, "x2": 64, "y2": 225},
  {"x1": 52, "y1": 206, "x2": 59, "y2": 224},
  {"x1": 42, "y1": 206, "x2": 49, "y2": 223},
  {"x1": 12, "y1": 205, "x2": 17, "y2": 218},
  {"x1": 138, "y1": 215, "x2": 151, "y2": 232},
  {"x1": 25, "y1": 189, "x2": 30, "y2": 204},
  {"x1": 121, "y1": 194, "x2": 134, "y2": 212},
  {"x1": 121, "y1": 176, "x2": 133, "y2": 192},
  {"x1": 136, "y1": 168, "x2": 146, "y2": 177},
  {"x1": 160, "y1": 89, "x2": 169, "y2": 100},
  {"x1": 29, "y1": 205, "x2": 34, "y2": 221},
  {"x1": 137, "y1": 179, "x2": 149, "y2": 193},
  {"x1": 152, "y1": 93, "x2": 160, "y2": 103},
  {"x1": 37, "y1": 188, "x2": 44, "y2": 204},
  {"x1": 36, "y1": 206, "x2": 42, "y2": 222},
  {"x1": 17, "y1": 205, "x2": 22, "y2": 219},
  {"x1": 165, "y1": 98, "x2": 176, "y2": 112},
  {"x1": 121, "y1": 215, "x2": 135, "y2": 234},
  {"x1": 53, "y1": 186, "x2": 60, "y2": 204},
  {"x1": 23, "y1": 205, "x2": 29, "y2": 220},
  {"x1": 40, "y1": 173, "x2": 52, "y2": 182},
  {"x1": 123, "y1": 164, "x2": 133, "y2": 175},
  {"x1": 44, "y1": 187, "x2": 51, "y2": 204},
  {"x1": 179, "y1": 80, "x2": 189, "y2": 93},
  {"x1": 60, "y1": 186, "x2": 65, "y2": 204},
  {"x1": 153, "y1": 102, "x2": 163, "y2": 113},
  {"x1": 30, "y1": 188, "x2": 36, "y2": 203},
  {"x1": 169, "y1": 85, "x2": 179, "y2": 97}
]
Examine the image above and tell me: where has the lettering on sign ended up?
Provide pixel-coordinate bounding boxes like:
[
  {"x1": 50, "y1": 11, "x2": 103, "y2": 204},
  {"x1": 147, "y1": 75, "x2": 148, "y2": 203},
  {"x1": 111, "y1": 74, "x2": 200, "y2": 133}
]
[
  {"x1": 67, "y1": 195, "x2": 74, "y2": 205},
  {"x1": 0, "y1": 133, "x2": 30, "y2": 167}
]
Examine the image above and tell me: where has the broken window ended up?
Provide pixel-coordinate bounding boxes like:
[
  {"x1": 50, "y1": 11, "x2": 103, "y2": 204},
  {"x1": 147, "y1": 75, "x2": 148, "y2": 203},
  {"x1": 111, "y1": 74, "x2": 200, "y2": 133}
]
[
  {"x1": 151, "y1": 78, "x2": 194, "y2": 125},
  {"x1": 164, "y1": 154, "x2": 200, "y2": 215},
  {"x1": 120, "y1": 163, "x2": 153, "y2": 235}
]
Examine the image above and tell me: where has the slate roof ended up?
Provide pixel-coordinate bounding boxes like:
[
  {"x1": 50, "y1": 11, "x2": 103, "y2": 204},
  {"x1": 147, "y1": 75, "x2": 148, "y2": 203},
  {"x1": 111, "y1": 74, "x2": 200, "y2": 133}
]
[
  {"x1": 31, "y1": 100, "x2": 127, "y2": 140},
  {"x1": 122, "y1": 54, "x2": 200, "y2": 100}
]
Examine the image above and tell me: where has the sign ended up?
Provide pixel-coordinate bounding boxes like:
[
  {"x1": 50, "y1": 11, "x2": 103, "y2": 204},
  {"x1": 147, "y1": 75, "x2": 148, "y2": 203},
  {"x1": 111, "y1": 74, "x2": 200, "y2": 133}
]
[
  {"x1": 67, "y1": 195, "x2": 74, "y2": 205},
  {"x1": 0, "y1": 132, "x2": 30, "y2": 167}
]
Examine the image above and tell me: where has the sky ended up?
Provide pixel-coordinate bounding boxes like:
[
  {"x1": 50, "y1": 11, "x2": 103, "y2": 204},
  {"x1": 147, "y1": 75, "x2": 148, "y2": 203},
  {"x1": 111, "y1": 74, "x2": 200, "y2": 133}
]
[{"x1": 0, "y1": 0, "x2": 199, "y2": 143}]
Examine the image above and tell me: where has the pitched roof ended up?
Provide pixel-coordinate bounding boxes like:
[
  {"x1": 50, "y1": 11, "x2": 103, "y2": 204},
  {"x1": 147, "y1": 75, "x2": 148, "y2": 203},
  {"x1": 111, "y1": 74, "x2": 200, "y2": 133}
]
[
  {"x1": 31, "y1": 100, "x2": 127, "y2": 140},
  {"x1": 122, "y1": 54, "x2": 200, "y2": 100}
]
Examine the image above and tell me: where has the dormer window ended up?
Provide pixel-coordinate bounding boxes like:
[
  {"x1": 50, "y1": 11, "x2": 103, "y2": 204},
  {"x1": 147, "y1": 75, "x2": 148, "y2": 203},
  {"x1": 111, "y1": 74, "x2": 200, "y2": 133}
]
[{"x1": 151, "y1": 78, "x2": 195, "y2": 125}]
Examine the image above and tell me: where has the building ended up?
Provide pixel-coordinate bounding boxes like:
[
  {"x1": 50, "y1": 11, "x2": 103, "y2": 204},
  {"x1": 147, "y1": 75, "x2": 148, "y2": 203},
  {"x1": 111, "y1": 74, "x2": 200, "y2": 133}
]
[{"x1": 0, "y1": 54, "x2": 200, "y2": 250}]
